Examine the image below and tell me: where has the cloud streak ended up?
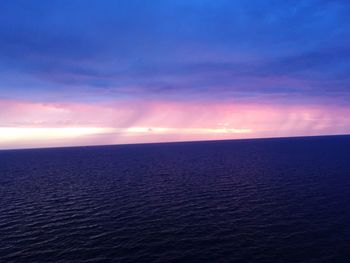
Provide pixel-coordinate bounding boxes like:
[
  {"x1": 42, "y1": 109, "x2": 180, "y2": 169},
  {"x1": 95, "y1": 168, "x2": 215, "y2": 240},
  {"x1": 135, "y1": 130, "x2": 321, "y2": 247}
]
[
  {"x1": 1, "y1": 99, "x2": 349, "y2": 149},
  {"x1": 0, "y1": 0, "x2": 350, "y2": 148}
]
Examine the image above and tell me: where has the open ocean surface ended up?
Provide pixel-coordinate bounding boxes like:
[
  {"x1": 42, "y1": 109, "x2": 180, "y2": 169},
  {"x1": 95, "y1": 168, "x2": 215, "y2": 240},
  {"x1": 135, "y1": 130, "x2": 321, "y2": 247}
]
[{"x1": 0, "y1": 135, "x2": 350, "y2": 263}]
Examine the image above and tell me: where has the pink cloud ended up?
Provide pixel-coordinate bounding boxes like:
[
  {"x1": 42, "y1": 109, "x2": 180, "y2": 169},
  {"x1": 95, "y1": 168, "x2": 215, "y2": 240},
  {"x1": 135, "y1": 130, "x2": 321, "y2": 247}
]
[{"x1": 0, "y1": 99, "x2": 349, "y2": 149}]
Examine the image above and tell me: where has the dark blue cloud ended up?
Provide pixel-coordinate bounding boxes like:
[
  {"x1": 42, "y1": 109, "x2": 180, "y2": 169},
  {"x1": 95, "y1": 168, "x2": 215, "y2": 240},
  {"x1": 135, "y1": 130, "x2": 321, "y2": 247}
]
[{"x1": 0, "y1": 0, "x2": 350, "y2": 103}]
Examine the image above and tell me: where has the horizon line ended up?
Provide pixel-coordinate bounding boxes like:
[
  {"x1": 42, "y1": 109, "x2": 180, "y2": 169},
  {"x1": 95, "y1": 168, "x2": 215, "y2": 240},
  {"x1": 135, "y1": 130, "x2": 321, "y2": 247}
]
[{"x1": 1, "y1": 133, "x2": 349, "y2": 152}]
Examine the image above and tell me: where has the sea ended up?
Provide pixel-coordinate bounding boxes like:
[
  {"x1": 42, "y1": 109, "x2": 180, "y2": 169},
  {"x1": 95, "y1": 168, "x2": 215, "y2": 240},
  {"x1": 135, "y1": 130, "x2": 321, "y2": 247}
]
[{"x1": 0, "y1": 135, "x2": 350, "y2": 262}]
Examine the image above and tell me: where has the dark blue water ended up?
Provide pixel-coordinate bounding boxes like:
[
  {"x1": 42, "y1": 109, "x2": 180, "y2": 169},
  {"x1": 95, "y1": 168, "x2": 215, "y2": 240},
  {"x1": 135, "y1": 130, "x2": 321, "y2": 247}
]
[{"x1": 1, "y1": 135, "x2": 350, "y2": 262}]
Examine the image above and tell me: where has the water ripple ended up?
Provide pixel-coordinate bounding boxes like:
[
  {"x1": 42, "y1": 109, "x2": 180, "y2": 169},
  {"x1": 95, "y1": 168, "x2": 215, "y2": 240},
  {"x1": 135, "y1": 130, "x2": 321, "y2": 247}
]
[{"x1": 1, "y1": 136, "x2": 350, "y2": 262}]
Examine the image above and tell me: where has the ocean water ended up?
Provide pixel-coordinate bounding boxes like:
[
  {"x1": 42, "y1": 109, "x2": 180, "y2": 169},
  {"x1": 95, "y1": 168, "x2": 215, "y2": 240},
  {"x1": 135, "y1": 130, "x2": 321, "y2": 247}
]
[{"x1": 0, "y1": 135, "x2": 350, "y2": 263}]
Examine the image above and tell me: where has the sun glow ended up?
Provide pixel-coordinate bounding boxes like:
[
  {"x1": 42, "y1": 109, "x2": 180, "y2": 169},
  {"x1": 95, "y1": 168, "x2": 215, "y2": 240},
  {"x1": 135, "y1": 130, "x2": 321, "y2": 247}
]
[
  {"x1": 0, "y1": 126, "x2": 251, "y2": 141},
  {"x1": 1, "y1": 99, "x2": 350, "y2": 149},
  {"x1": 0, "y1": 127, "x2": 114, "y2": 142},
  {"x1": 0, "y1": 126, "x2": 252, "y2": 149}
]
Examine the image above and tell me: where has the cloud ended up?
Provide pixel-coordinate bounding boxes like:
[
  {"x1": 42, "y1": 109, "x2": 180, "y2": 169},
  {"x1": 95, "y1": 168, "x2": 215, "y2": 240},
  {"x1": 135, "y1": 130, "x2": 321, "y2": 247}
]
[
  {"x1": 0, "y1": 0, "x2": 350, "y2": 148},
  {"x1": 1, "y1": 98, "x2": 349, "y2": 149},
  {"x1": 1, "y1": 0, "x2": 350, "y2": 104}
]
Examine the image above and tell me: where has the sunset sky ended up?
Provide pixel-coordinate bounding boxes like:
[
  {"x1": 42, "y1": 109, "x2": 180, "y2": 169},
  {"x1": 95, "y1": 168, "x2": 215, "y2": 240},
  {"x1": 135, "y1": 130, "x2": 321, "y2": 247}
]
[{"x1": 1, "y1": 0, "x2": 350, "y2": 149}]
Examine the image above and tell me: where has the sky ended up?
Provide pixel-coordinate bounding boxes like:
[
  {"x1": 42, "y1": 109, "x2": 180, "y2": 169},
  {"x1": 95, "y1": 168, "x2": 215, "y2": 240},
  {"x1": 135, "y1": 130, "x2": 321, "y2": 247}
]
[{"x1": 1, "y1": 0, "x2": 350, "y2": 149}]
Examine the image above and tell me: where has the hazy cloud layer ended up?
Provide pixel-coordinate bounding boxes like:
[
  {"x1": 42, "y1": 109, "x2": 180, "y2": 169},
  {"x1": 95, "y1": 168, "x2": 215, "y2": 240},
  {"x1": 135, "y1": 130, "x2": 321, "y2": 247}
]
[
  {"x1": 1, "y1": 0, "x2": 350, "y2": 148},
  {"x1": 1, "y1": 0, "x2": 350, "y2": 103}
]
